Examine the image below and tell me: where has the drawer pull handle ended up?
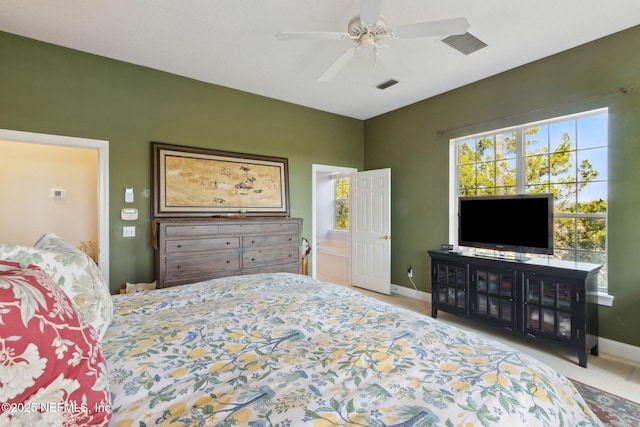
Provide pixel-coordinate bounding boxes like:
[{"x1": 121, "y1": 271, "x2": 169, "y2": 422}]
[
  {"x1": 176, "y1": 265, "x2": 181, "y2": 269},
  {"x1": 251, "y1": 240, "x2": 256, "y2": 244},
  {"x1": 226, "y1": 241, "x2": 231, "y2": 245},
  {"x1": 288, "y1": 237, "x2": 292, "y2": 241},
  {"x1": 177, "y1": 244, "x2": 182, "y2": 248},
  {"x1": 251, "y1": 257, "x2": 256, "y2": 261},
  {"x1": 226, "y1": 260, "x2": 230, "y2": 264},
  {"x1": 288, "y1": 254, "x2": 292, "y2": 257}
]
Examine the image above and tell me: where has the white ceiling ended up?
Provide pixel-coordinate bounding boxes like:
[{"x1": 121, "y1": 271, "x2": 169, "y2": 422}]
[{"x1": 1, "y1": 1, "x2": 639, "y2": 120}]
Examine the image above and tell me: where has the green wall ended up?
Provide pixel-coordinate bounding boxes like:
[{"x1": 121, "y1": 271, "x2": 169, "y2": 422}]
[
  {"x1": 1, "y1": 25, "x2": 639, "y2": 348},
  {"x1": 364, "y1": 25, "x2": 640, "y2": 347},
  {"x1": 0, "y1": 31, "x2": 364, "y2": 292}
]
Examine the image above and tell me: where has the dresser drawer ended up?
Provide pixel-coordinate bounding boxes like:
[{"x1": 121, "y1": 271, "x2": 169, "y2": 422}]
[
  {"x1": 261, "y1": 222, "x2": 300, "y2": 233},
  {"x1": 244, "y1": 263, "x2": 300, "y2": 276},
  {"x1": 165, "y1": 251, "x2": 240, "y2": 280},
  {"x1": 165, "y1": 224, "x2": 220, "y2": 237},
  {"x1": 165, "y1": 237, "x2": 240, "y2": 253},
  {"x1": 243, "y1": 234, "x2": 299, "y2": 248},
  {"x1": 218, "y1": 223, "x2": 263, "y2": 234},
  {"x1": 243, "y1": 245, "x2": 299, "y2": 268}
]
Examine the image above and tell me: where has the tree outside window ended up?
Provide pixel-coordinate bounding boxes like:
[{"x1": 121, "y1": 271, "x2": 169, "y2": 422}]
[{"x1": 335, "y1": 178, "x2": 349, "y2": 229}]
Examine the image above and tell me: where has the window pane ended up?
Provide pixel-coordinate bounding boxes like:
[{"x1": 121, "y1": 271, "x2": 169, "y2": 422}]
[
  {"x1": 526, "y1": 154, "x2": 550, "y2": 185},
  {"x1": 526, "y1": 125, "x2": 548, "y2": 156},
  {"x1": 459, "y1": 163, "x2": 476, "y2": 192},
  {"x1": 553, "y1": 183, "x2": 577, "y2": 213},
  {"x1": 497, "y1": 132, "x2": 517, "y2": 159},
  {"x1": 496, "y1": 159, "x2": 516, "y2": 187},
  {"x1": 577, "y1": 218, "x2": 606, "y2": 251},
  {"x1": 554, "y1": 218, "x2": 576, "y2": 249},
  {"x1": 549, "y1": 151, "x2": 576, "y2": 184},
  {"x1": 550, "y1": 121, "x2": 575, "y2": 153},
  {"x1": 577, "y1": 181, "x2": 607, "y2": 213},
  {"x1": 335, "y1": 200, "x2": 348, "y2": 229},
  {"x1": 578, "y1": 114, "x2": 607, "y2": 149},
  {"x1": 476, "y1": 136, "x2": 495, "y2": 162},
  {"x1": 335, "y1": 178, "x2": 349, "y2": 230},
  {"x1": 458, "y1": 140, "x2": 476, "y2": 165},
  {"x1": 476, "y1": 162, "x2": 495, "y2": 188},
  {"x1": 578, "y1": 147, "x2": 607, "y2": 182}
]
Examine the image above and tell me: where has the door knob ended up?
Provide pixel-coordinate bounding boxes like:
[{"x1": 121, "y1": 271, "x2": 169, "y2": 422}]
[{"x1": 382, "y1": 235, "x2": 390, "y2": 240}]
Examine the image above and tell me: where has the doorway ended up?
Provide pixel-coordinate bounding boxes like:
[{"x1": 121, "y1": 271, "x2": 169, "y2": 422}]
[
  {"x1": 311, "y1": 164, "x2": 357, "y2": 284},
  {"x1": 0, "y1": 129, "x2": 109, "y2": 284}
]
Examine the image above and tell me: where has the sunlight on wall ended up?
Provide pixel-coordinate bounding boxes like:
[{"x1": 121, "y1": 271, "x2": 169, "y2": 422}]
[{"x1": 0, "y1": 140, "x2": 98, "y2": 248}]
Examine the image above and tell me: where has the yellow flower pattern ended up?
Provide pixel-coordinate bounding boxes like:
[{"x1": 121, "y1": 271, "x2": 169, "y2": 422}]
[{"x1": 103, "y1": 273, "x2": 602, "y2": 426}]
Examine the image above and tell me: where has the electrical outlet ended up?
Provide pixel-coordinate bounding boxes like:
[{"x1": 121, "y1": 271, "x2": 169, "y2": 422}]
[{"x1": 407, "y1": 264, "x2": 413, "y2": 278}]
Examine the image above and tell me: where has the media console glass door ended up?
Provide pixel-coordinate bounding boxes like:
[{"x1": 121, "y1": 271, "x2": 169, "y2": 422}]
[
  {"x1": 523, "y1": 274, "x2": 574, "y2": 341},
  {"x1": 471, "y1": 267, "x2": 517, "y2": 331}
]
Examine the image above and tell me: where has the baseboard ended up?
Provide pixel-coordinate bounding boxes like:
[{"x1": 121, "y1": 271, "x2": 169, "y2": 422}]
[
  {"x1": 598, "y1": 337, "x2": 640, "y2": 364},
  {"x1": 390, "y1": 283, "x2": 640, "y2": 365},
  {"x1": 391, "y1": 283, "x2": 431, "y2": 301}
]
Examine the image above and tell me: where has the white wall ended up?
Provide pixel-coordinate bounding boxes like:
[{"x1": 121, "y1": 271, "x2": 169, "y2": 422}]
[
  {"x1": 0, "y1": 140, "x2": 98, "y2": 248},
  {"x1": 315, "y1": 172, "x2": 335, "y2": 242}
]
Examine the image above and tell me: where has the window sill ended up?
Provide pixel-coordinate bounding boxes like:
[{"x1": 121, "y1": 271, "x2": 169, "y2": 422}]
[
  {"x1": 596, "y1": 291, "x2": 614, "y2": 307},
  {"x1": 588, "y1": 291, "x2": 614, "y2": 307}
]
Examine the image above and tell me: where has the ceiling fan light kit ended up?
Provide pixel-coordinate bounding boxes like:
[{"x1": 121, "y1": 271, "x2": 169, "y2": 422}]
[{"x1": 275, "y1": 0, "x2": 470, "y2": 82}]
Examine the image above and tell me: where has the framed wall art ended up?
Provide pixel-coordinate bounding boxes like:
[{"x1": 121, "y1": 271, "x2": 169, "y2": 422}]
[{"x1": 152, "y1": 142, "x2": 290, "y2": 218}]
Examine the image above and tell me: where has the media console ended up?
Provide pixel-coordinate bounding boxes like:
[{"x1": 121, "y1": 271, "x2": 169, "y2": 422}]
[{"x1": 428, "y1": 250, "x2": 601, "y2": 368}]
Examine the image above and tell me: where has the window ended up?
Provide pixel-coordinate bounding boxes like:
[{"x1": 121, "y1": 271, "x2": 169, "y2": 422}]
[
  {"x1": 335, "y1": 177, "x2": 349, "y2": 229},
  {"x1": 452, "y1": 109, "x2": 608, "y2": 290}
]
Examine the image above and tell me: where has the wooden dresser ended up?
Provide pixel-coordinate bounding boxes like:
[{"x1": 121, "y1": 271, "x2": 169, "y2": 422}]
[{"x1": 154, "y1": 217, "x2": 303, "y2": 288}]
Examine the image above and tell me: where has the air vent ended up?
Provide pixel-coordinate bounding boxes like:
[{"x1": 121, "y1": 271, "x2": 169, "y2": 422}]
[
  {"x1": 376, "y1": 79, "x2": 398, "y2": 90},
  {"x1": 441, "y1": 32, "x2": 487, "y2": 55}
]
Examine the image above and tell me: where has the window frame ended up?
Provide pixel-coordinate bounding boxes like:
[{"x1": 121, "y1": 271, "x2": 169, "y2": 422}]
[{"x1": 449, "y1": 108, "x2": 613, "y2": 306}]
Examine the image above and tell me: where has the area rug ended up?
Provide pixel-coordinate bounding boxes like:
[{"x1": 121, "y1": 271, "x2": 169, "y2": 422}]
[{"x1": 571, "y1": 379, "x2": 640, "y2": 427}]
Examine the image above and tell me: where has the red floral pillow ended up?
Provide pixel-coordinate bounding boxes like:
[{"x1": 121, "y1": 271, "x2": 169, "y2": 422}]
[{"x1": 0, "y1": 261, "x2": 111, "y2": 426}]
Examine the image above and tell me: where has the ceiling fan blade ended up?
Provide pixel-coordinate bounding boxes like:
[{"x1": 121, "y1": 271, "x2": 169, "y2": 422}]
[
  {"x1": 275, "y1": 32, "x2": 350, "y2": 41},
  {"x1": 318, "y1": 47, "x2": 359, "y2": 82},
  {"x1": 359, "y1": 0, "x2": 383, "y2": 25},
  {"x1": 391, "y1": 17, "x2": 470, "y2": 39}
]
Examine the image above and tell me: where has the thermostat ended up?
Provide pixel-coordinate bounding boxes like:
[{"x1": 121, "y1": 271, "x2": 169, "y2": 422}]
[
  {"x1": 51, "y1": 188, "x2": 65, "y2": 198},
  {"x1": 124, "y1": 187, "x2": 134, "y2": 203},
  {"x1": 121, "y1": 208, "x2": 138, "y2": 221}
]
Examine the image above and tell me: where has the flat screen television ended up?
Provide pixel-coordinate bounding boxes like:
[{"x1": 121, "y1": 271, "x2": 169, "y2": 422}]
[{"x1": 458, "y1": 194, "x2": 554, "y2": 255}]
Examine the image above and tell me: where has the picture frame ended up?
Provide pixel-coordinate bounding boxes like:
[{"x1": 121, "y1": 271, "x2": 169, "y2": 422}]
[{"x1": 152, "y1": 142, "x2": 290, "y2": 218}]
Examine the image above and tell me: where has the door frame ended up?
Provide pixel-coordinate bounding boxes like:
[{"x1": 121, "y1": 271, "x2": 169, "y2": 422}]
[
  {"x1": 0, "y1": 129, "x2": 110, "y2": 284},
  {"x1": 311, "y1": 164, "x2": 357, "y2": 280}
]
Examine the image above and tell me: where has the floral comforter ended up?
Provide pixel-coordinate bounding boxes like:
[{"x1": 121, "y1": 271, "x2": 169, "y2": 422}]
[{"x1": 103, "y1": 273, "x2": 601, "y2": 426}]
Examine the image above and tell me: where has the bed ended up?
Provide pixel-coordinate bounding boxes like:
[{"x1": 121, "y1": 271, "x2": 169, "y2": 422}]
[
  {"x1": 103, "y1": 272, "x2": 602, "y2": 426},
  {"x1": 0, "y1": 234, "x2": 602, "y2": 426}
]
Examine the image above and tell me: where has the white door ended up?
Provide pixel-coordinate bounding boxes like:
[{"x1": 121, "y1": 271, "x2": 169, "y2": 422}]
[{"x1": 351, "y1": 168, "x2": 391, "y2": 294}]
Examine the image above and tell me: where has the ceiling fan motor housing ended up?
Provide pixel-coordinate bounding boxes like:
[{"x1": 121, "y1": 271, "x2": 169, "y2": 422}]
[{"x1": 348, "y1": 15, "x2": 389, "y2": 42}]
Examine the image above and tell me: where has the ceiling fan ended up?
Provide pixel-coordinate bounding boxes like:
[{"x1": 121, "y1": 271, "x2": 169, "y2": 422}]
[{"x1": 275, "y1": 0, "x2": 470, "y2": 82}]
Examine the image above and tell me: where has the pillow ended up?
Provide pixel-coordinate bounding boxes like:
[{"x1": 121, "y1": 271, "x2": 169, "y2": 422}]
[
  {"x1": 0, "y1": 234, "x2": 113, "y2": 340},
  {"x1": 0, "y1": 261, "x2": 111, "y2": 426}
]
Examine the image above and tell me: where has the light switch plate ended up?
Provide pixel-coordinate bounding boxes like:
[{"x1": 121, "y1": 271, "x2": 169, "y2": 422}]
[{"x1": 123, "y1": 226, "x2": 136, "y2": 237}]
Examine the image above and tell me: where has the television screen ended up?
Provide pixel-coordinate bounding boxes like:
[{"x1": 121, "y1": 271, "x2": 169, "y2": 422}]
[{"x1": 458, "y1": 194, "x2": 554, "y2": 255}]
